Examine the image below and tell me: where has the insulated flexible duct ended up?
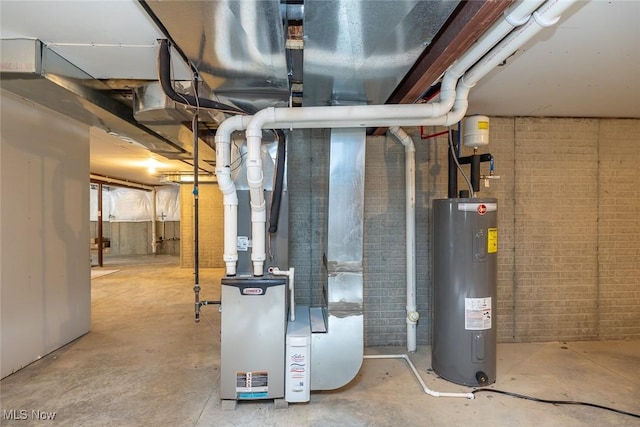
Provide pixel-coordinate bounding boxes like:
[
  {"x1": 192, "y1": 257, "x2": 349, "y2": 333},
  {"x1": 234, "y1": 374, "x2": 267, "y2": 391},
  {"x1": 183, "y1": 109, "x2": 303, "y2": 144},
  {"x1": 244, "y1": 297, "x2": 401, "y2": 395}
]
[
  {"x1": 269, "y1": 130, "x2": 286, "y2": 234},
  {"x1": 158, "y1": 40, "x2": 245, "y2": 115}
]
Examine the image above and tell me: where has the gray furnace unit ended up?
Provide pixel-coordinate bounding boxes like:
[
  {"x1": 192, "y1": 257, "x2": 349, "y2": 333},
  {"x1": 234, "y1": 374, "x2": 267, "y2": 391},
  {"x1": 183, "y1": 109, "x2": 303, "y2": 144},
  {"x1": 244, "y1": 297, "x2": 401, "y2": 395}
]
[
  {"x1": 432, "y1": 198, "x2": 497, "y2": 386},
  {"x1": 220, "y1": 278, "x2": 288, "y2": 400}
]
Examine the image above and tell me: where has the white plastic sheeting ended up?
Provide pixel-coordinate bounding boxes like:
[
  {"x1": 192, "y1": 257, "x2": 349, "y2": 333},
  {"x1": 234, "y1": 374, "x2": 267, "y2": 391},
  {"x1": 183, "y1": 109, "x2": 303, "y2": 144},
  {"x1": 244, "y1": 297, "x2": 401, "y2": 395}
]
[
  {"x1": 89, "y1": 186, "x2": 112, "y2": 221},
  {"x1": 90, "y1": 185, "x2": 180, "y2": 222}
]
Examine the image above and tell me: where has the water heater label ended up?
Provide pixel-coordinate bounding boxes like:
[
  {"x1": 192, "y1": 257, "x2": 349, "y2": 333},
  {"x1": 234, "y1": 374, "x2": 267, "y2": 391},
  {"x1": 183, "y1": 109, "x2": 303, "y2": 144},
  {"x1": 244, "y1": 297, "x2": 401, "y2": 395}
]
[
  {"x1": 458, "y1": 203, "x2": 497, "y2": 213},
  {"x1": 487, "y1": 228, "x2": 498, "y2": 253},
  {"x1": 465, "y1": 297, "x2": 492, "y2": 330}
]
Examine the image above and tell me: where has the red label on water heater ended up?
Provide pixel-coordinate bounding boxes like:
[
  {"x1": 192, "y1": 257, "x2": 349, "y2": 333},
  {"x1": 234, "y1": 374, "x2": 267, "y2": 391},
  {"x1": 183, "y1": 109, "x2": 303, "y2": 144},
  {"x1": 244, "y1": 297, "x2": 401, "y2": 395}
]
[{"x1": 457, "y1": 203, "x2": 496, "y2": 214}]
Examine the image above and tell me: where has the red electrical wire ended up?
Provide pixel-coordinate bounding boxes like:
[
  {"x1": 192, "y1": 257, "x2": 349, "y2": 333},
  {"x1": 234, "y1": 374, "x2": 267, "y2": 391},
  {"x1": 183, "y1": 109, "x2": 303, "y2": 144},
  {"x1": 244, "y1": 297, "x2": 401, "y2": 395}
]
[{"x1": 420, "y1": 128, "x2": 449, "y2": 140}]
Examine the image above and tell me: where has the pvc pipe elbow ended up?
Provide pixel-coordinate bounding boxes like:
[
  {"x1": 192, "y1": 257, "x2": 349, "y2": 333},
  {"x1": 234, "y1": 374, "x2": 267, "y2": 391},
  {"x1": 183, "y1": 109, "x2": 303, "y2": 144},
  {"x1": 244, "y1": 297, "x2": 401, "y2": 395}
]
[
  {"x1": 533, "y1": 9, "x2": 561, "y2": 28},
  {"x1": 247, "y1": 108, "x2": 276, "y2": 135},
  {"x1": 504, "y1": 0, "x2": 543, "y2": 26}
]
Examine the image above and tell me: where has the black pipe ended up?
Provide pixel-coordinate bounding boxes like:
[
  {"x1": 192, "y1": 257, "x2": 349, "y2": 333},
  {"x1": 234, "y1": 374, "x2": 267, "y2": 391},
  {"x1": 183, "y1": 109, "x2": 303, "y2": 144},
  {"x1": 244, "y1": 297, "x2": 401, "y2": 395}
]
[
  {"x1": 158, "y1": 40, "x2": 245, "y2": 114},
  {"x1": 447, "y1": 130, "x2": 458, "y2": 198},
  {"x1": 457, "y1": 152, "x2": 493, "y2": 193},
  {"x1": 470, "y1": 154, "x2": 481, "y2": 192},
  {"x1": 269, "y1": 130, "x2": 287, "y2": 233},
  {"x1": 192, "y1": 110, "x2": 201, "y2": 323},
  {"x1": 457, "y1": 153, "x2": 492, "y2": 164}
]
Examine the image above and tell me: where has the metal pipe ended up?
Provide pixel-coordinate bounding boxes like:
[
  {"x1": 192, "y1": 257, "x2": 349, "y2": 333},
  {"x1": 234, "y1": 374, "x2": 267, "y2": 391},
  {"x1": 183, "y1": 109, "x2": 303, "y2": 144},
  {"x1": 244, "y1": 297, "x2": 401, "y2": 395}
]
[
  {"x1": 97, "y1": 182, "x2": 104, "y2": 267},
  {"x1": 192, "y1": 81, "x2": 201, "y2": 322},
  {"x1": 151, "y1": 187, "x2": 158, "y2": 255},
  {"x1": 90, "y1": 174, "x2": 153, "y2": 191},
  {"x1": 363, "y1": 354, "x2": 474, "y2": 399}
]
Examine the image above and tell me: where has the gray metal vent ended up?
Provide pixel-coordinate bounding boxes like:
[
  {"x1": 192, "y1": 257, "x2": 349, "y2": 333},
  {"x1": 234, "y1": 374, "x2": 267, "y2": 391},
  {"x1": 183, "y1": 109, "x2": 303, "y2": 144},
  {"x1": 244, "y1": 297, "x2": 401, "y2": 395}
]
[{"x1": 0, "y1": 39, "x2": 207, "y2": 161}]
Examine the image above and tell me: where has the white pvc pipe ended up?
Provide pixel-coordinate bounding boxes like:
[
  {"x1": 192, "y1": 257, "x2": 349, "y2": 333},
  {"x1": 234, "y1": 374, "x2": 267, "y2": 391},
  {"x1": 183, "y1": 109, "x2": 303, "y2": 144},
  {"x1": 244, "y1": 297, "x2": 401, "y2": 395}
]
[
  {"x1": 364, "y1": 354, "x2": 474, "y2": 399},
  {"x1": 269, "y1": 267, "x2": 295, "y2": 322},
  {"x1": 388, "y1": 127, "x2": 418, "y2": 353},
  {"x1": 462, "y1": 0, "x2": 576, "y2": 88},
  {"x1": 238, "y1": 0, "x2": 576, "y2": 276},
  {"x1": 445, "y1": 0, "x2": 545, "y2": 81},
  {"x1": 214, "y1": 115, "x2": 252, "y2": 276}
]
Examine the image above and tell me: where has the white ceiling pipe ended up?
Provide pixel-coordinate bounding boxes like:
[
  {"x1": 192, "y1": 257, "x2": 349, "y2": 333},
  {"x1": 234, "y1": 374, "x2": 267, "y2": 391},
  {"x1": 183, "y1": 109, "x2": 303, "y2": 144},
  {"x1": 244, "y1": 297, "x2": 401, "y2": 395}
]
[
  {"x1": 444, "y1": 0, "x2": 546, "y2": 82},
  {"x1": 388, "y1": 126, "x2": 418, "y2": 354},
  {"x1": 462, "y1": 0, "x2": 577, "y2": 88},
  {"x1": 242, "y1": 0, "x2": 575, "y2": 275}
]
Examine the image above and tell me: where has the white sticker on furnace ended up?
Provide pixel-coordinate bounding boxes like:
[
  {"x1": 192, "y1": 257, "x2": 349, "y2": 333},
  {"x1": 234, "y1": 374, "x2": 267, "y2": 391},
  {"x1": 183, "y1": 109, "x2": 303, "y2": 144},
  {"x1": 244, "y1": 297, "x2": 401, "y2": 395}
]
[
  {"x1": 237, "y1": 236, "x2": 250, "y2": 252},
  {"x1": 465, "y1": 297, "x2": 492, "y2": 330}
]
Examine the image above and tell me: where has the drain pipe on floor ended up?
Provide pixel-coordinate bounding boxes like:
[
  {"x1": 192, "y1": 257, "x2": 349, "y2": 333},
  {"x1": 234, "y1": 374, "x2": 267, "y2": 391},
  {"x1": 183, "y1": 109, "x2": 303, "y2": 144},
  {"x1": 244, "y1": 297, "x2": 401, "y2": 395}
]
[
  {"x1": 364, "y1": 354, "x2": 474, "y2": 399},
  {"x1": 388, "y1": 127, "x2": 418, "y2": 354}
]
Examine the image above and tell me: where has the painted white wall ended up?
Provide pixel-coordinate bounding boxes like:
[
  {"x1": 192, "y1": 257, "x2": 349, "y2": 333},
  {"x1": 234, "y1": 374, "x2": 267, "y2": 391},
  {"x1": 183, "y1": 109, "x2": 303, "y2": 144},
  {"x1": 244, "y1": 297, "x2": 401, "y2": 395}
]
[{"x1": 1, "y1": 89, "x2": 91, "y2": 379}]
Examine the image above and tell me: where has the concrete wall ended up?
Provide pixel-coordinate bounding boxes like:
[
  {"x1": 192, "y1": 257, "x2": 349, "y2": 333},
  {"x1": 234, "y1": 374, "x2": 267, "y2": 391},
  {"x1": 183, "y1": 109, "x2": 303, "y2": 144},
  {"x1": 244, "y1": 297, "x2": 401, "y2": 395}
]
[
  {"x1": 89, "y1": 220, "x2": 180, "y2": 256},
  {"x1": 1, "y1": 90, "x2": 91, "y2": 378},
  {"x1": 288, "y1": 118, "x2": 640, "y2": 346}
]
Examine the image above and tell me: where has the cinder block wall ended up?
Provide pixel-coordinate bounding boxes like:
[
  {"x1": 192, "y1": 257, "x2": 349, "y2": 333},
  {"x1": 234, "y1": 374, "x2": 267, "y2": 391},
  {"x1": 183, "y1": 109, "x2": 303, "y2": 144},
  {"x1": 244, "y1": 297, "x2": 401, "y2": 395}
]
[
  {"x1": 288, "y1": 118, "x2": 640, "y2": 346},
  {"x1": 181, "y1": 183, "x2": 224, "y2": 268}
]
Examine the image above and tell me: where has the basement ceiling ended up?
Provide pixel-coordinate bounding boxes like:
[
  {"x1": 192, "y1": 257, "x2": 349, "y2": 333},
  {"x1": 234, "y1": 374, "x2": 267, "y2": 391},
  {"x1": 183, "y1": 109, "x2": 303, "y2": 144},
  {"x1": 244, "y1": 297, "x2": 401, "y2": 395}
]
[{"x1": 1, "y1": 1, "x2": 639, "y2": 186}]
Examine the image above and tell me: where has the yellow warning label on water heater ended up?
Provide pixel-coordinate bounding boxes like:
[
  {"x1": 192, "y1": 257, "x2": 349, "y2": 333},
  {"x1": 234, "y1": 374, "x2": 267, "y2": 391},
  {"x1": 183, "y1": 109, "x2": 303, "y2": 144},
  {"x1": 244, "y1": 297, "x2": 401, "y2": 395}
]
[
  {"x1": 477, "y1": 121, "x2": 489, "y2": 130},
  {"x1": 487, "y1": 228, "x2": 498, "y2": 253}
]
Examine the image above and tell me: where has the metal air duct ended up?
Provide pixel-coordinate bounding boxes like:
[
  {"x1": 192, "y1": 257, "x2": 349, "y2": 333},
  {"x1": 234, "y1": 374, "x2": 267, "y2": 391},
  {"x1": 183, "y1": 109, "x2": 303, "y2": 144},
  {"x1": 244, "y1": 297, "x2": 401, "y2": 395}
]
[
  {"x1": 0, "y1": 39, "x2": 196, "y2": 159},
  {"x1": 310, "y1": 128, "x2": 365, "y2": 390}
]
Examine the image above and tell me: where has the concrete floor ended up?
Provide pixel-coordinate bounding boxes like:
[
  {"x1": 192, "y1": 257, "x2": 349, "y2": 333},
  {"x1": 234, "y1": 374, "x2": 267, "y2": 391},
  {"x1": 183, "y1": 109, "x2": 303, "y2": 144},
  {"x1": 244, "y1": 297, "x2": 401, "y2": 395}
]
[{"x1": 1, "y1": 255, "x2": 639, "y2": 426}]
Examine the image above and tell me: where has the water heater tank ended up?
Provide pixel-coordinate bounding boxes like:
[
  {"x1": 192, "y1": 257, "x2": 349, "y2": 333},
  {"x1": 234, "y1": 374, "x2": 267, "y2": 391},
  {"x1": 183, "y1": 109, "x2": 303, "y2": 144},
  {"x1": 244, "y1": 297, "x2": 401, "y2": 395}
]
[
  {"x1": 432, "y1": 198, "x2": 497, "y2": 386},
  {"x1": 463, "y1": 115, "x2": 489, "y2": 148}
]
